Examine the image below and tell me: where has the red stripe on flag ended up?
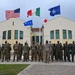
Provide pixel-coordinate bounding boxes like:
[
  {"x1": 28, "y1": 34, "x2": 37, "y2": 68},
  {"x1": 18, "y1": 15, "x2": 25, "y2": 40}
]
[
  {"x1": 5, "y1": 10, "x2": 20, "y2": 20},
  {"x1": 27, "y1": 10, "x2": 32, "y2": 17}
]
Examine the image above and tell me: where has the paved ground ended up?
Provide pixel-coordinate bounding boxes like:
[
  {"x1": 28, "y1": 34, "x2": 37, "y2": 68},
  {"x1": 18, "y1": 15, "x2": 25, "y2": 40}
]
[
  {"x1": 16, "y1": 62, "x2": 75, "y2": 75},
  {"x1": 0, "y1": 60, "x2": 75, "y2": 75},
  {"x1": 0, "y1": 56, "x2": 75, "y2": 75}
]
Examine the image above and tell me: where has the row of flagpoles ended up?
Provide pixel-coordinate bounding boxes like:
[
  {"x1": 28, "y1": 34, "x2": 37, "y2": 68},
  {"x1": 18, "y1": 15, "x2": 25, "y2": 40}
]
[{"x1": 5, "y1": 5, "x2": 60, "y2": 26}]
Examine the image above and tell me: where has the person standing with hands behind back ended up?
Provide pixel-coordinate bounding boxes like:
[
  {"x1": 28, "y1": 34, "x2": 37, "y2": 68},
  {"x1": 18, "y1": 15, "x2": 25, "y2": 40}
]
[
  {"x1": 13, "y1": 41, "x2": 19, "y2": 62},
  {"x1": 71, "y1": 41, "x2": 75, "y2": 62},
  {"x1": 44, "y1": 40, "x2": 50, "y2": 63}
]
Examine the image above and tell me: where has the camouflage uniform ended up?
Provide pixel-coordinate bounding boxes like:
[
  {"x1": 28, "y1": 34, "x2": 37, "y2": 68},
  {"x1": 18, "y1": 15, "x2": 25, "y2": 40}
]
[
  {"x1": 38, "y1": 43, "x2": 43, "y2": 62},
  {"x1": 52, "y1": 44, "x2": 56, "y2": 61},
  {"x1": 8, "y1": 43, "x2": 12, "y2": 61},
  {"x1": 36, "y1": 44, "x2": 39, "y2": 61},
  {"x1": 63, "y1": 41, "x2": 70, "y2": 62},
  {"x1": 1, "y1": 45, "x2": 4, "y2": 61},
  {"x1": 71, "y1": 41, "x2": 75, "y2": 62},
  {"x1": 2, "y1": 41, "x2": 9, "y2": 62},
  {"x1": 13, "y1": 41, "x2": 19, "y2": 62},
  {"x1": 27, "y1": 44, "x2": 30, "y2": 61},
  {"x1": 18, "y1": 43, "x2": 23, "y2": 60},
  {"x1": 23, "y1": 43, "x2": 29, "y2": 62},
  {"x1": 44, "y1": 41, "x2": 50, "y2": 63},
  {"x1": 0, "y1": 45, "x2": 1, "y2": 59},
  {"x1": 31, "y1": 43, "x2": 36, "y2": 61},
  {"x1": 56, "y1": 41, "x2": 62, "y2": 61},
  {"x1": 49, "y1": 43, "x2": 53, "y2": 61}
]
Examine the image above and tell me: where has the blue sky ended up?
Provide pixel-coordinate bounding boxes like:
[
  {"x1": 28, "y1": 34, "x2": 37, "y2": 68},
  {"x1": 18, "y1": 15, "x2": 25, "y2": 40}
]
[{"x1": 0, "y1": 0, "x2": 75, "y2": 28}]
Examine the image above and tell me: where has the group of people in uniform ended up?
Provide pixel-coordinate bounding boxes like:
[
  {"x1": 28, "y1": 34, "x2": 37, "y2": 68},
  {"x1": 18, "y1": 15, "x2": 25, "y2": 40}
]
[{"x1": 0, "y1": 40, "x2": 75, "y2": 63}]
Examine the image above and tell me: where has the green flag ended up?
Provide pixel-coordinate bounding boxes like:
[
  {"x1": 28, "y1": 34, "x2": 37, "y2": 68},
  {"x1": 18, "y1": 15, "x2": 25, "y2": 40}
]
[{"x1": 35, "y1": 7, "x2": 40, "y2": 16}]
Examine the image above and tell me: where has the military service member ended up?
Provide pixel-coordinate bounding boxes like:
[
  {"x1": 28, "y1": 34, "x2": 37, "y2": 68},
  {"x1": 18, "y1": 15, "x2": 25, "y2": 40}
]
[
  {"x1": 36, "y1": 44, "x2": 39, "y2": 61},
  {"x1": 71, "y1": 41, "x2": 75, "y2": 62},
  {"x1": 44, "y1": 40, "x2": 50, "y2": 63},
  {"x1": 26, "y1": 43, "x2": 30, "y2": 61},
  {"x1": 18, "y1": 43, "x2": 23, "y2": 61},
  {"x1": 1, "y1": 44, "x2": 4, "y2": 61},
  {"x1": 13, "y1": 41, "x2": 19, "y2": 62},
  {"x1": 8, "y1": 43, "x2": 12, "y2": 61},
  {"x1": 1, "y1": 41, "x2": 9, "y2": 62},
  {"x1": 31, "y1": 42, "x2": 36, "y2": 61},
  {"x1": 52, "y1": 43, "x2": 56, "y2": 61},
  {"x1": 49, "y1": 41, "x2": 53, "y2": 61},
  {"x1": 63, "y1": 41, "x2": 70, "y2": 62},
  {"x1": 0, "y1": 45, "x2": 1, "y2": 59},
  {"x1": 23, "y1": 42, "x2": 28, "y2": 62},
  {"x1": 38, "y1": 42, "x2": 43, "y2": 62},
  {"x1": 56, "y1": 41, "x2": 62, "y2": 61}
]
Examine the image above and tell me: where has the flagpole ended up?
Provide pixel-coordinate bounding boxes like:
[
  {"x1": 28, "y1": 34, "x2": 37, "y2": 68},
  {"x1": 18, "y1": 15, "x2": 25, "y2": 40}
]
[
  {"x1": 60, "y1": 20, "x2": 62, "y2": 44},
  {"x1": 39, "y1": 27, "x2": 40, "y2": 44}
]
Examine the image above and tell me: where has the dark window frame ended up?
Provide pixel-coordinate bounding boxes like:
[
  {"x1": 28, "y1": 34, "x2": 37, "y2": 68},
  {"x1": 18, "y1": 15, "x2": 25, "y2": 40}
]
[
  {"x1": 36, "y1": 36, "x2": 39, "y2": 43},
  {"x1": 50, "y1": 30, "x2": 54, "y2": 39},
  {"x1": 14, "y1": 30, "x2": 18, "y2": 39},
  {"x1": 20, "y1": 31, "x2": 23, "y2": 39},
  {"x1": 56, "y1": 30, "x2": 60, "y2": 39},
  {"x1": 3, "y1": 31, "x2": 6, "y2": 39},
  {"x1": 8, "y1": 30, "x2": 11, "y2": 39},
  {"x1": 68, "y1": 30, "x2": 72, "y2": 39},
  {"x1": 63, "y1": 30, "x2": 67, "y2": 39}
]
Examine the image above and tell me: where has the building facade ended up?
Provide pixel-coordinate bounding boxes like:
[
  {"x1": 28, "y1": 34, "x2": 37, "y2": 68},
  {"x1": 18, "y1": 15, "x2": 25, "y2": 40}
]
[
  {"x1": 0, "y1": 16, "x2": 75, "y2": 49},
  {"x1": 0, "y1": 18, "x2": 31, "y2": 49},
  {"x1": 43, "y1": 16, "x2": 75, "y2": 44},
  {"x1": 31, "y1": 28, "x2": 42, "y2": 44}
]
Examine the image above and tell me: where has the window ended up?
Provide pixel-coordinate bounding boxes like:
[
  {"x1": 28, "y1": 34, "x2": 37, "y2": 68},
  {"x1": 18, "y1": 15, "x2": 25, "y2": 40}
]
[
  {"x1": 40, "y1": 36, "x2": 42, "y2": 43},
  {"x1": 3, "y1": 31, "x2": 6, "y2": 39},
  {"x1": 8, "y1": 30, "x2": 11, "y2": 39},
  {"x1": 50, "y1": 30, "x2": 54, "y2": 39},
  {"x1": 63, "y1": 30, "x2": 67, "y2": 39},
  {"x1": 36, "y1": 36, "x2": 39, "y2": 43},
  {"x1": 20, "y1": 31, "x2": 23, "y2": 39},
  {"x1": 14, "y1": 30, "x2": 18, "y2": 39},
  {"x1": 56, "y1": 30, "x2": 59, "y2": 39},
  {"x1": 32, "y1": 36, "x2": 35, "y2": 42},
  {"x1": 68, "y1": 30, "x2": 72, "y2": 39}
]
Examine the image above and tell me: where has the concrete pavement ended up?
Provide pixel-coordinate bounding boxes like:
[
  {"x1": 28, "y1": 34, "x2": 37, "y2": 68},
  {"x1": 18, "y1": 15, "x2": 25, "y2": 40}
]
[
  {"x1": 16, "y1": 62, "x2": 75, "y2": 75},
  {"x1": 0, "y1": 55, "x2": 75, "y2": 75},
  {"x1": 0, "y1": 60, "x2": 75, "y2": 75}
]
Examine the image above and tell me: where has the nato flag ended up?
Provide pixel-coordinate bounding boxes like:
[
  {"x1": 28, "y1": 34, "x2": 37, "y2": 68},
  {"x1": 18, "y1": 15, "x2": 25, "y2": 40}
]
[
  {"x1": 48, "y1": 5, "x2": 60, "y2": 16},
  {"x1": 24, "y1": 20, "x2": 33, "y2": 26}
]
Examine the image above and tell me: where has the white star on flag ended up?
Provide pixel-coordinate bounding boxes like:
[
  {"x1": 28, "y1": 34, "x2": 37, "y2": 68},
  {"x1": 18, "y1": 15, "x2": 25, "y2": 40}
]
[{"x1": 52, "y1": 10, "x2": 56, "y2": 14}]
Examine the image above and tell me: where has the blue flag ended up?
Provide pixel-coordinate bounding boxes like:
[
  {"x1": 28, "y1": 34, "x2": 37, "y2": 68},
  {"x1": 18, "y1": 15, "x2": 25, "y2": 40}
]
[
  {"x1": 48, "y1": 5, "x2": 60, "y2": 16},
  {"x1": 24, "y1": 20, "x2": 33, "y2": 26}
]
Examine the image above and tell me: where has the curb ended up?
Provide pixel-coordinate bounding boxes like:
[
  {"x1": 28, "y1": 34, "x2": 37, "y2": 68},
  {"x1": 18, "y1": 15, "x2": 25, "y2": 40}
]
[{"x1": 17, "y1": 64, "x2": 33, "y2": 75}]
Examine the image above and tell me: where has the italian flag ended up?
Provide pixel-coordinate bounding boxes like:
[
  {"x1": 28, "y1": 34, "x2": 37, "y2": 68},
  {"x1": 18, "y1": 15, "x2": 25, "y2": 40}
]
[
  {"x1": 35, "y1": 7, "x2": 40, "y2": 16},
  {"x1": 27, "y1": 7, "x2": 40, "y2": 17}
]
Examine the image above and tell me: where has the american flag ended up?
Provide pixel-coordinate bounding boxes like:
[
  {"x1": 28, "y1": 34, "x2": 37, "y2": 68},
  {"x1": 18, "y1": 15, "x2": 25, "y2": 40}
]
[{"x1": 5, "y1": 8, "x2": 20, "y2": 20}]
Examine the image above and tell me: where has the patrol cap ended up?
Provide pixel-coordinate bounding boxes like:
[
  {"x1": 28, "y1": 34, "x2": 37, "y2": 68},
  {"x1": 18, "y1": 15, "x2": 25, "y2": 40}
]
[
  {"x1": 5, "y1": 41, "x2": 7, "y2": 43},
  {"x1": 46, "y1": 40, "x2": 48, "y2": 43}
]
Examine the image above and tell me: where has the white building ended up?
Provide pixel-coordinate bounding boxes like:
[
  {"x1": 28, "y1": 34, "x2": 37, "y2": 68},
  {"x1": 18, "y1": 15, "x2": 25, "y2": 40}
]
[
  {"x1": 0, "y1": 16, "x2": 75, "y2": 48},
  {"x1": 0, "y1": 18, "x2": 31, "y2": 48},
  {"x1": 31, "y1": 28, "x2": 42, "y2": 44},
  {"x1": 43, "y1": 16, "x2": 75, "y2": 44}
]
